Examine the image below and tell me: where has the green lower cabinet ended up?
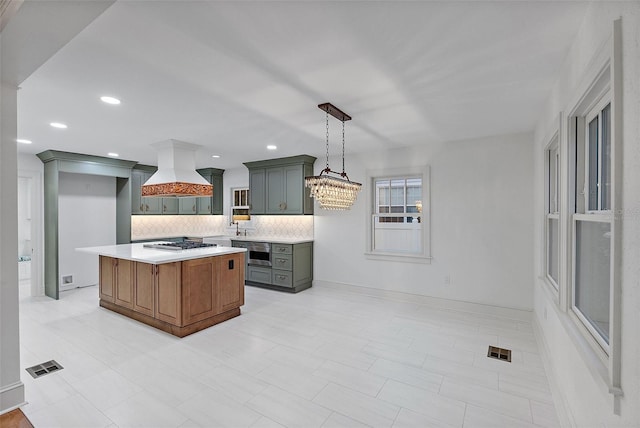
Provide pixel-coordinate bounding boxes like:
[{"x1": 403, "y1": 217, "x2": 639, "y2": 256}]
[
  {"x1": 233, "y1": 240, "x2": 313, "y2": 293},
  {"x1": 271, "y1": 270, "x2": 292, "y2": 287},
  {"x1": 247, "y1": 266, "x2": 272, "y2": 284}
]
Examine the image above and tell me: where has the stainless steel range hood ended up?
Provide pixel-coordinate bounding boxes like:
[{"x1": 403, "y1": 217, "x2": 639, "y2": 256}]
[{"x1": 141, "y1": 139, "x2": 213, "y2": 197}]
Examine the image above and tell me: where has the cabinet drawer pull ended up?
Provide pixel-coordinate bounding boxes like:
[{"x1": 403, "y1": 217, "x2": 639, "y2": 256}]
[
  {"x1": 277, "y1": 275, "x2": 287, "y2": 280},
  {"x1": 277, "y1": 259, "x2": 286, "y2": 264}
]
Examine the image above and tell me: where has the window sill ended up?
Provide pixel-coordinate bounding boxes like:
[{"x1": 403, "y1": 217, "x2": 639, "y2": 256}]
[
  {"x1": 364, "y1": 252, "x2": 432, "y2": 264},
  {"x1": 539, "y1": 285, "x2": 622, "y2": 402}
]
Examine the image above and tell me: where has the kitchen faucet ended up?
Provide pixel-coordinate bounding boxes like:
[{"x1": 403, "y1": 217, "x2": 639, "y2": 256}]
[{"x1": 231, "y1": 220, "x2": 246, "y2": 236}]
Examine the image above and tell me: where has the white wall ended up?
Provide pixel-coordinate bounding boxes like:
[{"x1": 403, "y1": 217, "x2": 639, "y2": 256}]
[
  {"x1": 532, "y1": 2, "x2": 640, "y2": 426},
  {"x1": 314, "y1": 132, "x2": 534, "y2": 311},
  {"x1": 0, "y1": 65, "x2": 26, "y2": 416},
  {"x1": 58, "y1": 172, "x2": 116, "y2": 290}
]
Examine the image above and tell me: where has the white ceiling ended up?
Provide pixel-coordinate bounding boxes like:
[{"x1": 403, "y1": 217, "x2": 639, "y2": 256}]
[{"x1": 16, "y1": 1, "x2": 588, "y2": 170}]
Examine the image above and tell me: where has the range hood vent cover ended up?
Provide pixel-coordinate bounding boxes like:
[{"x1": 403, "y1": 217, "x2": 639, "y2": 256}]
[{"x1": 141, "y1": 140, "x2": 213, "y2": 197}]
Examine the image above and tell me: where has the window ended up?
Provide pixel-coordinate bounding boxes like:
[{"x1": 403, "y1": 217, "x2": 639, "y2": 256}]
[
  {"x1": 544, "y1": 136, "x2": 560, "y2": 290},
  {"x1": 586, "y1": 102, "x2": 611, "y2": 212},
  {"x1": 572, "y1": 96, "x2": 612, "y2": 351},
  {"x1": 366, "y1": 167, "x2": 430, "y2": 262},
  {"x1": 560, "y1": 25, "x2": 622, "y2": 400},
  {"x1": 230, "y1": 187, "x2": 251, "y2": 224},
  {"x1": 233, "y1": 188, "x2": 250, "y2": 207}
]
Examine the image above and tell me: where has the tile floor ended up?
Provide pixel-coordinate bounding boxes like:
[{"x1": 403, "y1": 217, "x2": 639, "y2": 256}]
[{"x1": 17, "y1": 282, "x2": 560, "y2": 428}]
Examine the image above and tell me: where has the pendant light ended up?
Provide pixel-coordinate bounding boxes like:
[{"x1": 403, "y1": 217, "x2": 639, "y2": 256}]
[{"x1": 305, "y1": 103, "x2": 362, "y2": 210}]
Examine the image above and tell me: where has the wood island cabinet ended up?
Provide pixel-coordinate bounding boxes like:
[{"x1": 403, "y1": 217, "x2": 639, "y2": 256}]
[
  {"x1": 133, "y1": 262, "x2": 155, "y2": 317},
  {"x1": 217, "y1": 253, "x2": 245, "y2": 312},
  {"x1": 155, "y1": 261, "x2": 182, "y2": 325},
  {"x1": 99, "y1": 252, "x2": 245, "y2": 337},
  {"x1": 99, "y1": 256, "x2": 134, "y2": 309}
]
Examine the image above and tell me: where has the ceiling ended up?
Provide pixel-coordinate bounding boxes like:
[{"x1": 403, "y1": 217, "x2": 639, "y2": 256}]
[{"x1": 16, "y1": 1, "x2": 588, "y2": 170}]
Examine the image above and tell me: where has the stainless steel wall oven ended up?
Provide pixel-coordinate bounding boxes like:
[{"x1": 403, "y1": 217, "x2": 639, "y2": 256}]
[{"x1": 247, "y1": 242, "x2": 271, "y2": 266}]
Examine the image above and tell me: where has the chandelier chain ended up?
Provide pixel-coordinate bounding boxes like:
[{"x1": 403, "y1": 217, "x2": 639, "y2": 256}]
[
  {"x1": 342, "y1": 119, "x2": 346, "y2": 174},
  {"x1": 325, "y1": 110, "x2": 330, "y2": 169}
]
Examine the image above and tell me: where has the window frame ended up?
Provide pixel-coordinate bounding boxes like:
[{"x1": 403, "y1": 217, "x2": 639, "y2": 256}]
[
  {"x1": 543, "y1": 133, "x2": 560, "y2": 293},
  {"x1": 551, "y1": 21, "x2": 623, "y2": 404},
  {"x1": 570, "y1": 91, "x2": 613, "y2": 357},
  {"x1": 365, "y1": 166, "x2": 431, "y2": 264},
  {"x1": 584, "y1": 96, "x2": 612, "y2": 214},
  {"x1": 230, "y1": 187, "x2": 253, "y2": 228}
]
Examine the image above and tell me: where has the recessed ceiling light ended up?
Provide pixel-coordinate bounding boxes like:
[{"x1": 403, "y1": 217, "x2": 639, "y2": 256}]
[
  {"x1": 17, "y1": 139, "x2": 32, "y2": 144},
  {"x1": 50, "y1": 122, "x2": 67, "y2": 129},
  {"x1": 211, "y1": 155, "x2": 220, "y2": 158},
  {"x1": 267, "y1": 145, "x2": 277, "y2": 150},
  {"x1": 107, "y1": 152, "x2": 119, "y2": 157},
  {"x1": 100, "y1": 96, "x2": 121, "y2": 105}
]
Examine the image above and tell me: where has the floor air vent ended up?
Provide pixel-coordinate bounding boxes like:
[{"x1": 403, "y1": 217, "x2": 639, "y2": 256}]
[
  {"x1": 487, "y1": 346, "x2": 511, "y2": 362},
  {"x1": 26, "y1": 360, "x2": 64, "y2": 379}
]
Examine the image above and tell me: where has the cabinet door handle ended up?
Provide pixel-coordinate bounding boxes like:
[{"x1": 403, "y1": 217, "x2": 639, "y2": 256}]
[
  {"x1": 145, "y1": 204, "x2": 149, "y2": 211},
  {"x1": 140, "y1": 204, "x2": 144, "y2": 211},
  {"x1": 192, "y1": 205, "x2": 196, "y2": 212},
  {"x1": 163, "y1": 205, "x2": 167, "y2": 212}
]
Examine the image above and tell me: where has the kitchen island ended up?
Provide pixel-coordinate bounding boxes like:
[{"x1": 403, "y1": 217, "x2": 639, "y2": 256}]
[{"x1": 78, "y1": 243, "x2": 246, "y2": 337}]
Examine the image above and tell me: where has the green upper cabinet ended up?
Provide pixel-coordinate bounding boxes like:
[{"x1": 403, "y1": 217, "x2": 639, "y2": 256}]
[
  {"x1": 179, "y1": 197, "x2": 198, "y2": 214},
  {"x1": 244, "y1": 155, "x2": 316, "y2": 215},
  {"x1": 161, "y1": 198, "x2": 178, "y2": 214},
  {"x1": 248, "y1": 168, "x2": 267, "y2": 214},
  {"x1": 131, "y1": 166, "x2": 224, "y2": 215},
  {"x1": 196, "y1": 168, "x2": 224, "y2": 215},
  {"x1": 131, "y1": 166, "x2": 161, "y2": 214}
]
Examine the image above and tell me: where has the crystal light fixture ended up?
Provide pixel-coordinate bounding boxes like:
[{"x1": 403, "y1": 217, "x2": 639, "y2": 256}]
[{"x1": 305, "y1": 103, "x2": 362, "y2": 210}]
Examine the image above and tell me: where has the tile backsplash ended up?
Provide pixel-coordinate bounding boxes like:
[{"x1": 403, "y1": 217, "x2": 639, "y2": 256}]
[{"x1": 131, "y1": 215, "x2": 314, "y2": 241}]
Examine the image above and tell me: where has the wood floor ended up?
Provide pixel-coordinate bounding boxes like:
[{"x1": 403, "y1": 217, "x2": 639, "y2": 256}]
[{"x1": 0, "y1": 409, "x2": 34, "y2": 428}]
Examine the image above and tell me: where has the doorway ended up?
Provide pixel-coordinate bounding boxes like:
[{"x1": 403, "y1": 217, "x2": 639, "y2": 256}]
[{"x1": 17, "y1": 170, "x2": 43, "y2": 298}]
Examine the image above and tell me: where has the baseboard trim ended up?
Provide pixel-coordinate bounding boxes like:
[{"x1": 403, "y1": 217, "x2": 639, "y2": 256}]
[
  {"x1": 313, "y1": 280, "x2": 533, "y2": 321},
  {"x1": 0, "y1": 381, "x2": 26, "y2": 416}
]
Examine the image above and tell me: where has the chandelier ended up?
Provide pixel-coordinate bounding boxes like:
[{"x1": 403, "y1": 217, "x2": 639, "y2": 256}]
[{"x1": 305, "y1": 103, "x2": 362, "y2": 210}]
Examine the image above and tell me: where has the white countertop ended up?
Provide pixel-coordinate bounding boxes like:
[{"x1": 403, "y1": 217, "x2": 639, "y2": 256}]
[
  {"x1": 131, "y1": 234, "x2": 313, "y2": 245},
  {"x1": 77, "y1": 242, "x2": 246, "y2": 264},
  {"x1": 228, "y1": 236, "x2": 313, "y2": 244}
]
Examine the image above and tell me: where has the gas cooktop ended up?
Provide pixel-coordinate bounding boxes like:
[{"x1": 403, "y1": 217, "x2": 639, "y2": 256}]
[{"x1": 142, "y1": 242, "x2": 217, "y2": 251}]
